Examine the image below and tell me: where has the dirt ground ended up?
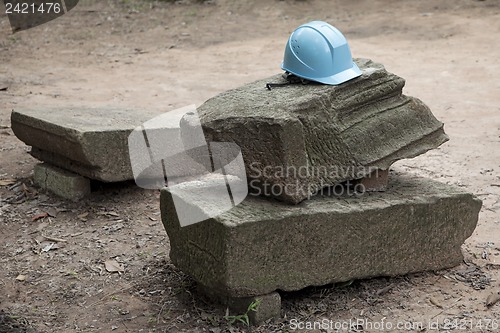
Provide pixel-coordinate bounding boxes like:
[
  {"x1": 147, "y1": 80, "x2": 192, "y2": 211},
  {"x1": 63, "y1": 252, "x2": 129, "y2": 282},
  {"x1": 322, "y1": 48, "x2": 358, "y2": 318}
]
[{"x1": 0, "y1": 0, "x2": 499, "y2": 332}]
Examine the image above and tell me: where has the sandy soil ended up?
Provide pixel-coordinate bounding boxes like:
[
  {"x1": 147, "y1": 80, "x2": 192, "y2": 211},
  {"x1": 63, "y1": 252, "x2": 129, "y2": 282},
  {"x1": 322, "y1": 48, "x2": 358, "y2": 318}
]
[{"x1": 0, "y1": 0, "x2": 499, "y2": 332}]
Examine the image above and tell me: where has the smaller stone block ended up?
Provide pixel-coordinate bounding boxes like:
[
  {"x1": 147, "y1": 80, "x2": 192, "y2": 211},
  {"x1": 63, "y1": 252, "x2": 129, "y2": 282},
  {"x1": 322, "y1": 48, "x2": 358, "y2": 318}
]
[
  {"x1": 34, "y1": 163, "x2": 90, "y2": 201},
  {"x1": 198, "y1": 285, "x2": 281, "y2": 324},
  {"x1": 11, "y1": 107, "x2": 181, "y2": 182}
]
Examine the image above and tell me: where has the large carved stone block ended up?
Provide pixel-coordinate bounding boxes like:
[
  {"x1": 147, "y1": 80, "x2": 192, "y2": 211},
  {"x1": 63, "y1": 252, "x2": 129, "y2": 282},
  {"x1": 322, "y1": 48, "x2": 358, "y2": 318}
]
[
  {"x1": 183, "y1": 59, "x2": 449, "y2": 203},
  {"x1": 161, "y1": 174, "x2": 481, "y2": 298}
]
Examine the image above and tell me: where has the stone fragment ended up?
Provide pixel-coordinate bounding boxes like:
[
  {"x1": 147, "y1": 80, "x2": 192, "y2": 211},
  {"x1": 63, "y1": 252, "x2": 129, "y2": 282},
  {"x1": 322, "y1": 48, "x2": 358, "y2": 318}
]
[
  {"x1": 11, "y1": 107, "x2": 181, "y2": 182},
  {"x1": 198, "y1": 285, "x2": 281, "y2": 324},
  {"x1": 356, "y1": 169, "x2": 389, "y2": 191},
  {"x1": 34, "y1": 163, "x2": 90, "y2": 201},
  {"x1": 182, "y1": 59, "x2": 449, "y2": 204},
  {"x1": 161, "y1": 174, "x2": 481, "y2": 298}
]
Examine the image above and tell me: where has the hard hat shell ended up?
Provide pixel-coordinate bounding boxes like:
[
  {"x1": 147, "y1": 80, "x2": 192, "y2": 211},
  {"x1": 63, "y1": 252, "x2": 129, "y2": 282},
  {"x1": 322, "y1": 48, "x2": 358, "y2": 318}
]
[{"x1": 281, "y1": 21, "x2": 362, "y2": 85}]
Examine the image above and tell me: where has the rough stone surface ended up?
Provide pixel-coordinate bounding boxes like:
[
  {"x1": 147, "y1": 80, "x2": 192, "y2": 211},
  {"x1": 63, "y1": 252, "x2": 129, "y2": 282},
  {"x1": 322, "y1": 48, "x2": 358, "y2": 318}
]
[
  {"x1": 11, "y1": 107, "x2": 179, "y2": 182},
  {"x1": 161, "y1": 174, "x2": 481, "y2": 298},
  {"x1": 198, "y1": 285, "x2": 281, "y2": 324},
  {"x1": 183, "y1": 59, "x2": 449, "y2": 204},
  {"x1": 34, "y1": 163, "x2": 91, "y2": 201}
]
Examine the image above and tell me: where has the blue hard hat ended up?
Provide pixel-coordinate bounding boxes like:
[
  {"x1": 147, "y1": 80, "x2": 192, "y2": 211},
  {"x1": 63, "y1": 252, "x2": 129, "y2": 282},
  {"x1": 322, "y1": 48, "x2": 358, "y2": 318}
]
[{"x1": 281, "y1": 21, "x2": 362, "y2": 85}]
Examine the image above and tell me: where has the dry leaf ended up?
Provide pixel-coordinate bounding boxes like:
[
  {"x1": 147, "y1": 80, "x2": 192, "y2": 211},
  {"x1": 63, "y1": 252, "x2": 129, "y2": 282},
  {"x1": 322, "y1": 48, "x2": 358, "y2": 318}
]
[
  {"x1": 32, "y1": 212, "x2": 49, "y2": 221},
  {"x1": 16, "y1": 274, "x2": 26, "y2": 281},
  {"x1": 46, "y1": 207, "x2": 58, "y2": 218},
  {"x1": 41, "y1": 242, "x2": 59, "y2": 252},
  {"x1": 78, "y1": 212, "x2": 89, "y2": 220},
  {"x1": 486, "y1": 292, "x2": 500, "y2": 307},
  {"x1": 0, "y1": 179, "x2": 17, "y2": 186},
  {"x1": 429, "y1": 297, "x2": 443, "y2": 308},
  {"x1": 104, "y1": 260, "x2": 124, "y2": 273},
  {"x1": 98, "y1": 211, "x2": 119, "y2": 217}
]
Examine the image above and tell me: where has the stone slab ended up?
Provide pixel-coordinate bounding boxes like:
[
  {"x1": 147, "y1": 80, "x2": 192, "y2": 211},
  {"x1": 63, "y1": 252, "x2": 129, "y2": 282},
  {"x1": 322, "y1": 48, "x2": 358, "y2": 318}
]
[
  {"x1": 34, "y1": 163, "x2": 91, "y2": 201},
  {"x1": 161, "y1": 174, "x2": 481, "y2": 298},
  {"x1": 182, "y1": 58, "x2": 449, "y2": 203},
  {"x1": 11, "y1": 107, "x2": 181, "y2": 182}
]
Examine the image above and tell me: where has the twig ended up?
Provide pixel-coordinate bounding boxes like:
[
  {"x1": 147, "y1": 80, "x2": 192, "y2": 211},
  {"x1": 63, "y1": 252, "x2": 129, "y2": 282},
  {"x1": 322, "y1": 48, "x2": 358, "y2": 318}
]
[
  {"x1": 431, "y1": 297, "x2": 462, "y2": 319},
  {"x1": 86, "y1": 284, "x2": 135, "y2": 308},
  {"x1": 42, "y1": 235, "x2": 68, "y2": 243},
  {"x1": 376, "y1": 283, "x2": 394, "y2": 296},
  {"x1": 156, "y1": 300, "x2": 169, "y2": 324}
]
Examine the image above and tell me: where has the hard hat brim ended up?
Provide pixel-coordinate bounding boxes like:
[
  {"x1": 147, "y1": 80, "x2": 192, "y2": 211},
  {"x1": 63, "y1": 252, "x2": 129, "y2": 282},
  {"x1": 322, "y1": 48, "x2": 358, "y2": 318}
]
[
  {"x1": 313, "y1": 63, "x2": 362, "y2": 85},
  {"x1": 281, "y1": 62, "x2": 362, "y2": 86}
]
